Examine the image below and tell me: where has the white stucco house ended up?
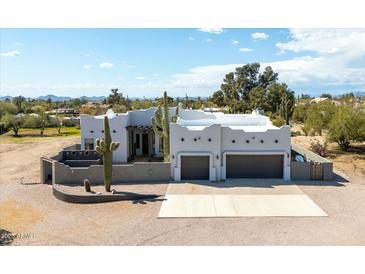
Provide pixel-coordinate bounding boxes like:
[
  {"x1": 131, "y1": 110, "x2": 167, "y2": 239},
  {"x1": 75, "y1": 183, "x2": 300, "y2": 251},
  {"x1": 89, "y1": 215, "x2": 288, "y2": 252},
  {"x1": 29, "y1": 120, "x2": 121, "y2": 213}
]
[{"x1": 80, "y1": 107, "x2": 291, "y2": 181}]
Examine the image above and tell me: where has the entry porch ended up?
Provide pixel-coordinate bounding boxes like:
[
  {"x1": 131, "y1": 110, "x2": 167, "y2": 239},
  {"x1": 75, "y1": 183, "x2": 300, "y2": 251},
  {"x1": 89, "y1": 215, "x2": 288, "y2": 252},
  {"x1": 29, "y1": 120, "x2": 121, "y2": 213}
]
[{"x1": 126, "y1": 125, "x2": 164, "y2": 162}]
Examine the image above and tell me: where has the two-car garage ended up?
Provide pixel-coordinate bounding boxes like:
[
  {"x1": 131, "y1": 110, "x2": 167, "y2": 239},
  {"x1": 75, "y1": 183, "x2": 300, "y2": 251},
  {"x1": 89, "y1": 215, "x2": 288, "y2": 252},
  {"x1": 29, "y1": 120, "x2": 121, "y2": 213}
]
[{"x1": 179, "y1": 154, "x2": 285, "y2": 180}]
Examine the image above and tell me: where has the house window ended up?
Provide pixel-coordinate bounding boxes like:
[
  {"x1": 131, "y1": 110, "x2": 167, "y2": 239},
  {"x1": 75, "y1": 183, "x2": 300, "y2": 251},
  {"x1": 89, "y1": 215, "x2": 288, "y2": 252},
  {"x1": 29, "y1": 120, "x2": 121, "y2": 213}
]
[{"x1": 84, "y1": 138, "x2": 94, "y2": 150}]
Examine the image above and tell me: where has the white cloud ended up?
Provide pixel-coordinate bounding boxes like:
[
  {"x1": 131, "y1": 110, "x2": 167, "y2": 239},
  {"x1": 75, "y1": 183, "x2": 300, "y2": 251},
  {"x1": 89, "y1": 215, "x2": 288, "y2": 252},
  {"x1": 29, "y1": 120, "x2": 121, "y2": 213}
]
[
  {"x1": 83, "y1": 64, "x2": 91, "y2": 69},
  {"x1": 153, "y1": 73, "x2": 159, "y2": 77},
  {"x1": 198, "y1": 28, "x2": 223, "y2": 34},
  {"x1": 205, "y1": 38, "x2": 212, "y2": 43},
  {"x1": 276, "y1": 29, "x2": 365, "y2": 55},
  {"x1": 0, "y1": 50, "x2": 21, "y2": 57},
  {"x1": 170, "y1": 64, "x2": 240, "y2": 89},
  {"x1": 13, "y1": 42, "x2": 22, "y2": 46},
  {"x1": 251, "y1": 32, "x2": 269, "y2": 40},
  {"x1": 238, "y1": 48, "x2": 253, "y2": 52},
  {"x1": 188, "y1": 37, "x2": 195, "y2": 41},
  {"x1": 231, "y1": 39, "x2": 239, "y2": 45},
  {"x1": 128, "y1": 65, "x2": 136, "y2": 69},
  {"x1": 269, "y1": 29, "x2": 365, "y2": 86},
  {"x1": 99, "y1": 62, "x2": 114, "y2": 69},
  {"x1": 170, "y1": 29, "x2": 365, "y2": 93},
  {"x1": 85, "y1": 53, "x2": 91, "y2": 57}
]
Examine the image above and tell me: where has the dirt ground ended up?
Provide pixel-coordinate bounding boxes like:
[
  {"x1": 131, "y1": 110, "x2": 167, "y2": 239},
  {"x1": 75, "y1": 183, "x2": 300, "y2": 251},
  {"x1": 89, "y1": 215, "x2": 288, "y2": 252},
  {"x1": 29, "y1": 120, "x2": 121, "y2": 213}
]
[{"x1": 1, "y1": 136, "x2": 365, "y2": 245}]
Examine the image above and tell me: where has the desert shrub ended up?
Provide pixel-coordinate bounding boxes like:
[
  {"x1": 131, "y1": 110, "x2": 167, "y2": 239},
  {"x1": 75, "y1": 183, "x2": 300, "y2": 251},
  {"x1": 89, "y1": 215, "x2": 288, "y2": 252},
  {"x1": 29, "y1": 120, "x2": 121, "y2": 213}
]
[
  {"x1": 291, "y1": 131, "x2": 301, "y2": 137},
  {"x1": 112, "y1": 104, "x2": 129, "y2": 113},
  {"x1": 0, "y1": 102, "x2": 18, "y2": 119},
  {"x1": 304, "y1": 108, "x2": 325, "y2": 136},
  {"x1": 272, "y1": 116, "x2": 285, "y2": 127},
  {"x1": 22, "y1": 115, "x2": 42, "y2": 128},
  {"x1": 327, "y1": 107, "x2": 365, "y2": 151},
  {"x1": 47, "y1": 116, "x2": 59, "y2": 127},
  {"x1": 292, "y1": 104, "x2": 307, "y2": 123},
  {"x1": 62, "y1": 118, "x2": 79, "y2": 127},
  {"x1": 310, "y1": 140, "x2": 328, "y2": 157},
  {"x1": 301, "y1": 124, "x2": 310, "y2": 136},
  {"x1": 1, "y1": 113, "x2": 24, "y2": 136}
]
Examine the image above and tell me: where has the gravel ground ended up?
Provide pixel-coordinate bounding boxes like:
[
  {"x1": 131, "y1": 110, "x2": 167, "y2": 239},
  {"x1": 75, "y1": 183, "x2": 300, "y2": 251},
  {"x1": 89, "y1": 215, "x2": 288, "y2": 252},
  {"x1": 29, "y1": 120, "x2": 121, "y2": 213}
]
[{"x1": 1, "y1": 136, "x2": 365, "y2": 245}]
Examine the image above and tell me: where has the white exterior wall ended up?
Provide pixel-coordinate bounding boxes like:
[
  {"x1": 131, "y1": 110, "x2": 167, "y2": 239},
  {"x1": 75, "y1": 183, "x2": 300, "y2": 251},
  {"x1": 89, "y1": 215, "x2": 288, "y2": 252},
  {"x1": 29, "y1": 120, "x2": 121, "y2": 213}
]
[
  {"x1": 80, "y1": 108, "x2": 291, "y2": 181},
  {"x1": 80, "y1": 114, "x2": 129, "y2": 163},
  {"x1": 170, "y1": 123, "x2": 291, "y2": 181},
  {"x1": 221, "y1": 126, "x2": 291, "y2": 180},
  {"x1": 170, "y1": 124, "x2": 222, "y2": 181}
]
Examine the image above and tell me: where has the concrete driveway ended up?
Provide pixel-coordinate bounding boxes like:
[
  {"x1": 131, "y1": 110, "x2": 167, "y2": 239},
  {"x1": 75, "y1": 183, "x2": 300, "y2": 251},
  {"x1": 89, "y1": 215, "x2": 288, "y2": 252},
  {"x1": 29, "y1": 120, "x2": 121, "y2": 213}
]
[{"x1": 159, "y1": 179, "x2": 327, "y2": 218}]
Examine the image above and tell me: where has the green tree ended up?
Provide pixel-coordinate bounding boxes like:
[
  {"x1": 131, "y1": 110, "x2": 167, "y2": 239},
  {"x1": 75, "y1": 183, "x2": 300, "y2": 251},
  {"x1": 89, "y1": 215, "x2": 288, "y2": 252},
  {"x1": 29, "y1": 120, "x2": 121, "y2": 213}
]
[
  {"x1": 320, "y1": 93, "x2": 332, "y2": 99},
  {"x1": 107, "y1": 88, "x2": 122, "y2": 105},
  {"x1": 248, "y1": 86, "x2": 269, "y2": 110},
  {"x1": 184, "y1": 93, "x2": 190, "y2": 109},
  {"x1": 218, "y1": 64, "x2": 278, "y2": 113},
  {"x1": 304, "y1": 108, "x2": 325, "y2": 136},
  {"x1": 327, "y1": 107, "x2": 365, "y2": 151},
  {"x1": 32, "y1": 106, "x2": 49, "y2": 135},
  {"x1": 1, "y1": 113, "x2": 24, "y2": 136},
  {"x1": 211, "y1": 90, "x2": 224, "y2": 107},
  {"x1": 12, "y1": 96, "x2": 26, "y2": 113},
  {"x1": 292, "y1": 104, "x2": 307, "y2": 123},
  {"x1": 0, "y1": 101, "x2": 18, "y2": 119}
]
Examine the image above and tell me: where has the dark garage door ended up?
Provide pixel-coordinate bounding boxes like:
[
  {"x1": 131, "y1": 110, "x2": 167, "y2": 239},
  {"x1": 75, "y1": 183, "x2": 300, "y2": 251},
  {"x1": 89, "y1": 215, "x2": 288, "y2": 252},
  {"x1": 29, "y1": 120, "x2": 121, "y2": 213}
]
[
  {"x1": 181, "y1": 156, "x2": 209, "y2": 180},
  {"x1": 226, "y1": 155, "x2": 283, "y2": 178}
]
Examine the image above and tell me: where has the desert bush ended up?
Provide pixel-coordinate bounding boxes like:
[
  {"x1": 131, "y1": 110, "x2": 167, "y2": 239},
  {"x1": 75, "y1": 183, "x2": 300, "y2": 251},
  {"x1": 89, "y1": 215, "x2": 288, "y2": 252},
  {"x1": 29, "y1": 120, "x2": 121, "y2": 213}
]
[
  {"x1": 310, "y1": 140, "x2": 328, "y2": 157},
  {"x1": 0, "y1": 102, "x2": 18, "y2": 119},
  {"x1": 272, "y1": 116, "x2": 285, "y2": 127},
  {"x1": 301, "y1": 124, "x2": 310, "y2": 136},
  {"x1": 62, "y1": 117, "x2": 79, "y2": 127},
  {"x1": 22, "y1": 115, "x2": 42, "y2": 128},
  {"x1": 1, "y1": 113, "x2": 24, "y2": 136},
  {"x1": 292, "y1": 104, "x2": 307, "y2": 123},
  {"x1": 291, "y1": 131, "x2": 301, "y2": 137},
  {"x1": 47, "y1": 116, "x2": 59, "y2": 127},
  {"x1": 327, "y1": 107, "x2": 365, "y2": 151},
  {"x1": 304, "y1": 108, "x2": 325, "y2": 136},
  {"x1": 112, "y1": 104, "x2": 129, "y2": 113}
]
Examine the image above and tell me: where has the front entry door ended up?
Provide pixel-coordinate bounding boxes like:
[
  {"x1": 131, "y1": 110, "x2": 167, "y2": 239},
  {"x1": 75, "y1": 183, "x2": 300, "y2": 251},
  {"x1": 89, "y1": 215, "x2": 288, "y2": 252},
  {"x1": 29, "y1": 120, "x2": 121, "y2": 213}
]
[{"x1": 142, "y1": 133, "x2": 149, "y2": 155}]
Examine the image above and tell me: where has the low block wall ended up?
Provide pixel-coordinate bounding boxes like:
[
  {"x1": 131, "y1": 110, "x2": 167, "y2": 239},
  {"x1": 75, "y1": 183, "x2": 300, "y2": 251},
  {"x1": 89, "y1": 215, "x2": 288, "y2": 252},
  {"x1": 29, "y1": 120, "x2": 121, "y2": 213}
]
[
  {"x1": 53, "y1": 162, "x2": 171, "y2": 184},
  {"x1": 291, "y1": 144, "x2": 333, "y2": 181},
  {"x1": 291, "y1": 162, "x2": 311, "y2": 180}
]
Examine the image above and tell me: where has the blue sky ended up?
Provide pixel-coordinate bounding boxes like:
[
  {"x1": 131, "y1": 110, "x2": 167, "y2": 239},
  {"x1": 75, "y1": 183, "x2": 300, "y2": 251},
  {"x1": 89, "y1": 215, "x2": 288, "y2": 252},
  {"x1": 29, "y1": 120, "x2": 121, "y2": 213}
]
[{"x1": 1, "y1": 28, "x2": 365, "y2": 98}]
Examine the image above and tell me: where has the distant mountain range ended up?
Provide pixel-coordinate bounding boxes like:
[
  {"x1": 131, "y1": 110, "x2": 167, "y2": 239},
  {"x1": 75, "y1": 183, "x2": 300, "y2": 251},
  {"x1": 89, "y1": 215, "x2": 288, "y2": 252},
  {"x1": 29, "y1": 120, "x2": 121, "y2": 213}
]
[
  {"x1": 0, "y1": 94, "x2": 106, "y2": 102},
  {"x1": 0, "y1": 94, "x2": 209, "y2": 102},
  {"x1": 1, "y1": 92, "x2": 364, "y2": 102}
]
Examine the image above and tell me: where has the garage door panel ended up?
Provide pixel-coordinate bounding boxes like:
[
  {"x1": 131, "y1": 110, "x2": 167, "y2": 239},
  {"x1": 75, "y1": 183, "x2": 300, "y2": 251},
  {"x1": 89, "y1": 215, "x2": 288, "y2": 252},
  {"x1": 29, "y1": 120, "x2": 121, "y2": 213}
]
[
  {"x1": 181, "y1": 156, "x2": 209, "y2": 180},
  {"x1": 227, "y1": 155, "x2": 283, "y2": 178}
]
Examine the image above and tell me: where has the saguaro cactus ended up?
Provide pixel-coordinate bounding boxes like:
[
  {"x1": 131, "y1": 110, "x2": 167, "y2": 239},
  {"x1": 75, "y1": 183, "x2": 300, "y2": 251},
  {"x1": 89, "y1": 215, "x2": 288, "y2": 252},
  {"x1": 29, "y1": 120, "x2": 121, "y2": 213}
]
[
  {"x1": 95, "y1": 115, "x2": 119, "y2": 192},
  {"x1": 151, "y1": 91, "x2": 179, "y2": 162},
  {"x1": 279, "y1": 93, "x2": 294, "y2": 125}
]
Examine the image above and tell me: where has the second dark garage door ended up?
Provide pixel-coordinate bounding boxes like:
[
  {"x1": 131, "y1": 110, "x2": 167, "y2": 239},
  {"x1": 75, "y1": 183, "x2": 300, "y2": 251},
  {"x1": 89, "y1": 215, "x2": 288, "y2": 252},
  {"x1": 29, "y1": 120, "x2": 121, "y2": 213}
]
[
  {"x1": 226, "y1": 155, "x2": 283, "y2": 178},
  {"x1": 181, "y1": 156, "x2": 209, "y2": 180}
]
